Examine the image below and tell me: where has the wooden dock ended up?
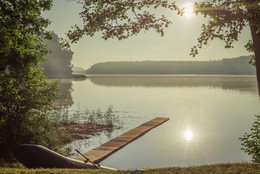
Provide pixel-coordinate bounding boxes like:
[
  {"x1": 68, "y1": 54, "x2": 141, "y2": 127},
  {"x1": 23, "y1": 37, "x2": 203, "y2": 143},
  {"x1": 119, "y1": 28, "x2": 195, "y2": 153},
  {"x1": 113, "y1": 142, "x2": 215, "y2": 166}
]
[{"x1": 75, "y1": 117, "x2": 169, "y2": 163}]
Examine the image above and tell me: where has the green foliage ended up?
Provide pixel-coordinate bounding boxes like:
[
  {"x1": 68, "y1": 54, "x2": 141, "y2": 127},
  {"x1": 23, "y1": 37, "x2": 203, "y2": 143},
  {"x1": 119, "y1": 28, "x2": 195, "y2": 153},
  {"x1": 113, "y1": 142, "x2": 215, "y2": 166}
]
[
  {"x1": 0, "y1": 0, "x2": 52, "y2": 70},
  {"x1": 0, "y1": 0, "x2": 66, "y2": 157},
  {"x1": 239, "y1": 115, "x2": 260, "y2": 163}
]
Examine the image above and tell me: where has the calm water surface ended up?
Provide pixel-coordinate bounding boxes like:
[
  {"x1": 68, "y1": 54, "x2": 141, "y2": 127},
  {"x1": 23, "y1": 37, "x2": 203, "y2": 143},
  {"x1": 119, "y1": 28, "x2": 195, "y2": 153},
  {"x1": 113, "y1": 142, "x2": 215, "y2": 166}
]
[{"x1": 60, "y1": 75, "x2": 260, "y2": 170}]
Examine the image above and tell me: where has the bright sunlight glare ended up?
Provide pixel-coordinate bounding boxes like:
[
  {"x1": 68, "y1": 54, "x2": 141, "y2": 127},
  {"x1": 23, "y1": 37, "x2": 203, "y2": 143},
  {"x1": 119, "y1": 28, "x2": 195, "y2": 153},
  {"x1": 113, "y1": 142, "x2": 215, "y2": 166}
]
[
  {"x1": 184, "y1": 129, "x2": 194, "y2": 140},
  {"x1": 183, "y1": 3, "x2": 195, "y2": 18}
]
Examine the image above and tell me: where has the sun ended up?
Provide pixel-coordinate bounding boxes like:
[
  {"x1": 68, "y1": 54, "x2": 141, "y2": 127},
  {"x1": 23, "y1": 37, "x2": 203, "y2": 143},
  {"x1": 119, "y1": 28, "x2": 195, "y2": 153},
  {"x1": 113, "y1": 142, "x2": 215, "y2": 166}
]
[
  {"x1": 183, "y1": 3, "x2": 195, "y2": 18},
  {"x1": 184, "y1": 129, "x2": 194, "y2": 141}
]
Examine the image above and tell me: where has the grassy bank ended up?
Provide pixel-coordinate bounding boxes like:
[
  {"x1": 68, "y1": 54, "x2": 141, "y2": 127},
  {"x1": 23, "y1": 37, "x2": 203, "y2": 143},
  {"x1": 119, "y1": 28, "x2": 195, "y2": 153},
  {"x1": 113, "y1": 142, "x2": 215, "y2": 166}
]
[{"x1": 1, "y1": 163, "x2": 259, "y2": 174}]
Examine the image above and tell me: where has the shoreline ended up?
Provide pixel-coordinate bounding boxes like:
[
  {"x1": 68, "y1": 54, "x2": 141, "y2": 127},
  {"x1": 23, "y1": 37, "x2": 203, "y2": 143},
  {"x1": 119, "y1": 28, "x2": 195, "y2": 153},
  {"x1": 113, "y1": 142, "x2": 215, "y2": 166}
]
[{"x1": 48, "y1": 74, "x2": 87, "y2": 79}]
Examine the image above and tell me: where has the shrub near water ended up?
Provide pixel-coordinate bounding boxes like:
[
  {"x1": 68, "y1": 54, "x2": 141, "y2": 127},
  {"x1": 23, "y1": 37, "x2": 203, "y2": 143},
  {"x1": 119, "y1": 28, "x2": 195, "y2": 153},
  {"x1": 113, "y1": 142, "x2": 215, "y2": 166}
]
[
  {"x1": 239, "y1": 114, "x2": 260, "y2": 163},
  {"x1": 0, "y1": 0, "x2": 67, "y2": 159}
]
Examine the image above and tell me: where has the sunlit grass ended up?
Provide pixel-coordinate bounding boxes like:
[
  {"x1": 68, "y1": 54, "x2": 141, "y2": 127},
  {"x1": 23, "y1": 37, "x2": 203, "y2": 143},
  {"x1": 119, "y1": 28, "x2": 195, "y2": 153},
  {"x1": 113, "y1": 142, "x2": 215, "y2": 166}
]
[{"x1": 0, "y1": 163, "x2": 259, "y2": 174}]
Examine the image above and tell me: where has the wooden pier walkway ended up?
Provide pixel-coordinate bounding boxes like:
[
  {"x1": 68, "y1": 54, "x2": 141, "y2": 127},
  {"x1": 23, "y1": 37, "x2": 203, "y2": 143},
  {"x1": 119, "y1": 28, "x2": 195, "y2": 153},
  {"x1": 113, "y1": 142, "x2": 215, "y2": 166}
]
[{"x1": 75, "y1": 117, "x2": 169, "y2": 163}]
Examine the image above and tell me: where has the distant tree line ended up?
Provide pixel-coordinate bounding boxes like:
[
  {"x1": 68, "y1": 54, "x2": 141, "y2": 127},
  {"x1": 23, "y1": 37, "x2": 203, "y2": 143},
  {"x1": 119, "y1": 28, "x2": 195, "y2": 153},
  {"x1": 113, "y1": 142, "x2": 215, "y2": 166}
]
[
  {"x1": 41, "y1": 32, "x2": 73, "y2": 78},
  {"x1": 86, "y1": 56, "x2": 256, "y2": 75}
]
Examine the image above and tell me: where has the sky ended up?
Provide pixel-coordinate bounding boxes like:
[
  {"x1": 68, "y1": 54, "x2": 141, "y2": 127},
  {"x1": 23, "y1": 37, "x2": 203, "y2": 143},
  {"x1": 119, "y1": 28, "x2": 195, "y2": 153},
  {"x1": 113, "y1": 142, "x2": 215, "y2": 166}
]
[{"x1": 42, "y1": 0, "x2": 252, "y2": 69}]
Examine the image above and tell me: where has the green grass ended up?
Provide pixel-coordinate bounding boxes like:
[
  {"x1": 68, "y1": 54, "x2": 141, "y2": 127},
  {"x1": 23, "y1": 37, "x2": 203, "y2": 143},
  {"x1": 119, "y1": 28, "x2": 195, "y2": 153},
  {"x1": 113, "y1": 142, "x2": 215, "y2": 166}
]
[
  {"x1": 0, "y1": 163, "x2": 259, "y2": 174},
  {"x1": 149, "y1": 163, "x2": 260, "y2": 174}
]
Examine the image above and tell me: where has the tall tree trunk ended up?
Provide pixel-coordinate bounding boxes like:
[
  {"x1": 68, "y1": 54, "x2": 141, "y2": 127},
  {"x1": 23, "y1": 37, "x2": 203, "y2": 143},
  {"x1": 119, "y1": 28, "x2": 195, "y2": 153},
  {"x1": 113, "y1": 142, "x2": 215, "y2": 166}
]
[
  {"x1": 249, "y1": 25, "x2": 260, "y2": 95},
  {"x1": 247, "y1": 0, "x2": 260, "y2": 95}
]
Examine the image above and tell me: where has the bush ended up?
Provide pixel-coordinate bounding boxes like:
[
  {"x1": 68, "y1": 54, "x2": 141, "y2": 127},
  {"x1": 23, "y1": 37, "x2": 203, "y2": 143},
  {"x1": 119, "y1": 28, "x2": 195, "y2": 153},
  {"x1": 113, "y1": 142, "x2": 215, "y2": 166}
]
[
  {"x1": 239, "y1": 114, "x2": 260, "y2": 163},
  {"x1": 0, "y1": 0, "x2": 67, "y2": 159},
  {"x1": 0, "y1": 67, "x2": 66, "y2": 156}
]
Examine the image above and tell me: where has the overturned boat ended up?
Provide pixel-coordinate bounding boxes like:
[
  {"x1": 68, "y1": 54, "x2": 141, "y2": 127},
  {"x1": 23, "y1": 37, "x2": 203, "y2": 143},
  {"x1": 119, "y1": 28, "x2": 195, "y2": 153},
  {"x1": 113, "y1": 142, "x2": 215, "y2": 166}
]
[{"x1": 13, "y1": 144, "x2": 116, "y2": 170}]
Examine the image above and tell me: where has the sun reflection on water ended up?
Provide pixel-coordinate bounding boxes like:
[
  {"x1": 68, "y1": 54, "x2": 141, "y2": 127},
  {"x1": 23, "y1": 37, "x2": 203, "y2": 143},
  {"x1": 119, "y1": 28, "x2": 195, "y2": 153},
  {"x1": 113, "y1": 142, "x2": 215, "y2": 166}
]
[{"x1": 184, "y1": 129, "x2": 194, "y2": 141}]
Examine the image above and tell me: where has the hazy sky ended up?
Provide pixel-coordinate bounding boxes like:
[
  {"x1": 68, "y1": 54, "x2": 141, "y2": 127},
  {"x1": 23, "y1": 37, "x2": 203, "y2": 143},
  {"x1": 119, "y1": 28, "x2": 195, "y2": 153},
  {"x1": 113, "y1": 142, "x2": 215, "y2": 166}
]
[{"x1": 43, "y1": 0, "x2": 252, "y2": 68}]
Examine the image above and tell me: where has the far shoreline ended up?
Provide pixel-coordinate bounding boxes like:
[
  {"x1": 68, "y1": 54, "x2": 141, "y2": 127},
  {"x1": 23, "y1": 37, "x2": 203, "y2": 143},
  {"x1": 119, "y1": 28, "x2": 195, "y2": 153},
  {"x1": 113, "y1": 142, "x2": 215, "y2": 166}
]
[
  {"x1": 48, "y1": 74, "x2": 87, "y2": 79},
  {"x1": 84, "y1": 73, "x2": 257, "y2": 77}
]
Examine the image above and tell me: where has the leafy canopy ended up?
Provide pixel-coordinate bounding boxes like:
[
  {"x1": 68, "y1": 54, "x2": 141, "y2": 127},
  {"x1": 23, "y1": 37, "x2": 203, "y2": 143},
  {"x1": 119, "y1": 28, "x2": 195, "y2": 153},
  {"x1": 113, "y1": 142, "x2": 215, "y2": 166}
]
[
  {"x1": 67, "y1": 0, "x2": 182, "y2": 42},
  {"x1": 0, "y1": 0, "x2": 65, "y2": 154},
  {"x1": 239, "y1": 115, "x2": 260, "y2": 163},
  {"x1": 67, "y1": 0, "x2": 259, "y2": 54},
  {"x1": 191, "y1": 0, "x2": 260, "y2": 59}
]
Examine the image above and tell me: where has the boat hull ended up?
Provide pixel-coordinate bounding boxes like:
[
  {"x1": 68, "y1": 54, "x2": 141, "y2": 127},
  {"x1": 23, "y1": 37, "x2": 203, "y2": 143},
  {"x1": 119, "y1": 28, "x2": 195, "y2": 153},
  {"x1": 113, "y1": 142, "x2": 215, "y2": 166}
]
[{"x1": 13, "y1": 144, "x2": 115, "y2": 170}]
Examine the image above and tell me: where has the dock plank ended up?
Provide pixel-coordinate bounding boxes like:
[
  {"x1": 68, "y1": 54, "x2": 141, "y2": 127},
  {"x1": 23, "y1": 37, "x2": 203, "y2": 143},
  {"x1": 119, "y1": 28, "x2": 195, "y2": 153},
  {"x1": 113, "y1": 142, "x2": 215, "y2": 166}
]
[{"x1": 75, "y1": 117, "x2": 169, "y2": 163}]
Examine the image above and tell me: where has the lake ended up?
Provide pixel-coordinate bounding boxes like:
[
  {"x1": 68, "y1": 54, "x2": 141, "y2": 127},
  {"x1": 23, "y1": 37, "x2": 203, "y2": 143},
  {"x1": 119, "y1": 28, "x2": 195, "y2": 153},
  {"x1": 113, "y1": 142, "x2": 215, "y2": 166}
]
[{"x1": 59, "y1": 75, "x2": 260, "y2": 170}]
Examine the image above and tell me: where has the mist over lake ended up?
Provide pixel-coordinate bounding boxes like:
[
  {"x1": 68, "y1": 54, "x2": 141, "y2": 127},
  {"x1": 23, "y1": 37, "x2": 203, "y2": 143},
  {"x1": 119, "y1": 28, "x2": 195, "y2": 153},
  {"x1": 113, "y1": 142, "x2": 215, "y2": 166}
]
[{"x1": 59, "y1": 75, "x2": 260, "y2": 170}]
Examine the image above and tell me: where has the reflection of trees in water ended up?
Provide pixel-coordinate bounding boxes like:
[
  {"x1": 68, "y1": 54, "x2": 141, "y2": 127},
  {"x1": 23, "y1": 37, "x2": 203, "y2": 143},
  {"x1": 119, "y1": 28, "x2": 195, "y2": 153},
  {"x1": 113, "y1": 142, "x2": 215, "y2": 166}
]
[
  {"x1": 55, "y1": 80, "x2": 74, "y2": 106},
  {"x1": 89, "y1": 75, "x2": 258, "y2": 92}
]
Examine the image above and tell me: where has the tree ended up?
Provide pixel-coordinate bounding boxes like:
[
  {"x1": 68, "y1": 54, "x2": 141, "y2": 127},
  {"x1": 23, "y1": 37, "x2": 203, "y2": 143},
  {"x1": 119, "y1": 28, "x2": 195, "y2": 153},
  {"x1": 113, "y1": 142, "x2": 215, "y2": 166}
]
[
  {"x1": 239, "y1": 115, "x2": 260, "y2": 163},
  {"x1": 191, "y1": 0, "x2": 260, "y2": 94},
  {"x1": 42, "y1": 32, "x2": 74, "y2": 78},
  {"x1": 0, "y1": 0, "x2": 63, "y2": 156},
  {"x1": 67, "y1": 0, "x2": 260, "y2": 95}
]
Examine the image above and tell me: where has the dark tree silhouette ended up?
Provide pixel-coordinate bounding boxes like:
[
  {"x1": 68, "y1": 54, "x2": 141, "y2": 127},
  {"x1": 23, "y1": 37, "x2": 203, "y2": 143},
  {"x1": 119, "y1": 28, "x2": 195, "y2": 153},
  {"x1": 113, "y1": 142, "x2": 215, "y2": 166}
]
[{"x1": 67, "y1": 0, "x2": 260, "y2": 95}]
